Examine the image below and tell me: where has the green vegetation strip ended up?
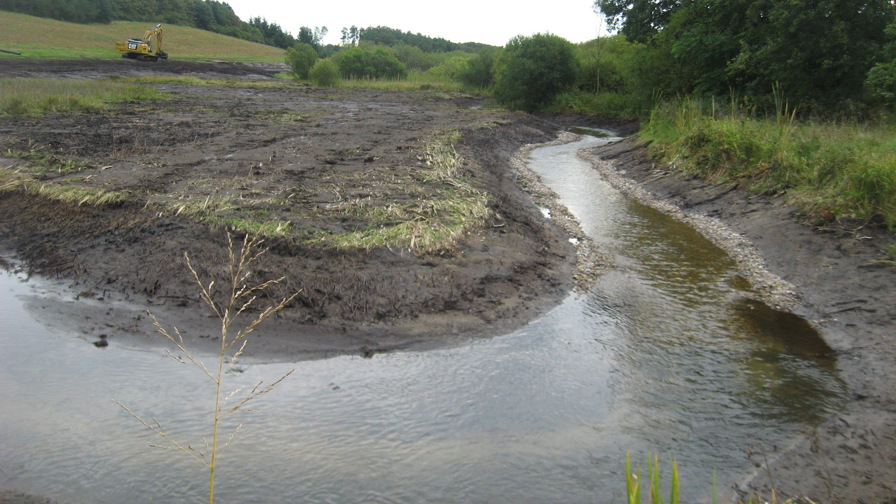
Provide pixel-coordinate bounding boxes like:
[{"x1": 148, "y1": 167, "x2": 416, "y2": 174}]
[
  {"x1": 640, "y1": 100, "x2": 896, "y2": 229},
  {"x1": 0, "y1": 77, "x2": 165, "y2": 116}
]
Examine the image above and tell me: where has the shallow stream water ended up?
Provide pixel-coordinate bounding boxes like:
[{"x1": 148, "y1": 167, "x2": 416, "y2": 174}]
[{"x1": 0, "y1": 135, "x2": 844, "y2": 503}]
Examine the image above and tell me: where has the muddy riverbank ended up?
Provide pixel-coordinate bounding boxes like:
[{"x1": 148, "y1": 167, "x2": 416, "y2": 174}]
[
  {"x1": 0, "y1": 60, "x2": 601, "y2": 360},
  {"x1": 590, "y1": 138, "x2": 896, "y2": 504}
]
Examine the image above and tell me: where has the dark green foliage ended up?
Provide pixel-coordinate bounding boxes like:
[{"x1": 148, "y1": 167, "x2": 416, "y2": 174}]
[
  {"x1": 286, "y1": 44, "x2": 318, "y2": 80},
  {"x1": 575, "y1": 37, "x2": 632, "y2": 94},
  {"x1": 309, "y1": 59, "x2": 341, "y2": 87},
  {"x1": 593, "y1": 0, "x2": 896, "y2": 113},
  {"x1": 2, "y1": 0, "x2": 114, "y2": 23},
  {"x1": 494, "y1": 34, "x2": 578, "y2": 112},
  {"x1": 594, "y1": 0, "x2": 683, "y2": 43},
  {"x1": 867, "y1": 61, "x2": 896, "y2": 105},
  {"x1": 334, "y1": 47, "x2": 408, "y2": 80},
  {"x1": 458, "y1": 48, "x2": 500, "y2": 89}
]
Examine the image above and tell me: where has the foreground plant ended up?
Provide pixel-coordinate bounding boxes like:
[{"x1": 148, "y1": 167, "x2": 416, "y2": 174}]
[
  {"x1": 626, "y1": 451, "x2": 680, "y2": 504},
  {"x1": 624, "y1": 452, "x2": 821, "y2": 504},
  {"x1": 116, "y1": 234, "x2": 298, "y2": 504}
]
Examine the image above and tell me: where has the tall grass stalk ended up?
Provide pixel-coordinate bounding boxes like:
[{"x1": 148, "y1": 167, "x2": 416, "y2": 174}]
[{"x1": 116, "y1": 234, "x2": 298, "y2": 504}]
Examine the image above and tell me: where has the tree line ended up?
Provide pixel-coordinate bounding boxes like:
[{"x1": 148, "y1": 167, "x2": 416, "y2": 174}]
[
  {"x1": 593, "y1": 0, "x2": 896, "y2": 113},
  {"x1": 343, "y1": 26, "x2": 490, "y2": 54}
]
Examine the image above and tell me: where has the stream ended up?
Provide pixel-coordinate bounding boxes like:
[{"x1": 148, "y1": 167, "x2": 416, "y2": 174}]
[{"x1": 0, "y1": 134, "x2": 845, "y2": 503}]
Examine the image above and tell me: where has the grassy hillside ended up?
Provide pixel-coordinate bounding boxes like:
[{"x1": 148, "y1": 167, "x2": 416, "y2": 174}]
[{"x1": 0, "y1": 10, "x2": 285, "y2": 62}]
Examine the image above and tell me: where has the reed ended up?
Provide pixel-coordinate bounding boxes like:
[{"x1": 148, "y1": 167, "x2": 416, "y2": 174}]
[{"x1": 624, "y1": 452, "x2": 820, "y2": 504}]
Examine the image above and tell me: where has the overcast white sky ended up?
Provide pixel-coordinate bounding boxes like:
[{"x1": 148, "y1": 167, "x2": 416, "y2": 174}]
[{"x1": 224, "y1": 0, "x2": 607, "y2": 47}]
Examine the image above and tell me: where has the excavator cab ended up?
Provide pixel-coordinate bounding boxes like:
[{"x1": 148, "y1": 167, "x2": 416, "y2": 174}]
[{"x1": 116, "y1": 23, "x2": 168, "y2": 61}]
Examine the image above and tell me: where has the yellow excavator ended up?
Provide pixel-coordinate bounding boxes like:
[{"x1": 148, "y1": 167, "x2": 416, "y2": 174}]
[{"x1": 115, "y1": 23, "x2": 168, "y2": 61}]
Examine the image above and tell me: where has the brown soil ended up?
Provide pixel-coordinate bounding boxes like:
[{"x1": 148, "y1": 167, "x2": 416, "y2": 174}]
[
  {"x1": 591, "y1": 138, "x2": 896, "y2": 504},
  {"x1": 0, "y1": 59, "x2": 586, "y2": 360}
]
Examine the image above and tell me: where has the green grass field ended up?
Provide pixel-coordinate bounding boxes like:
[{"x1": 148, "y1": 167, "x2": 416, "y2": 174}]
[{"x1": 0, "y1": 10, "x2": 285, "y2": 62}]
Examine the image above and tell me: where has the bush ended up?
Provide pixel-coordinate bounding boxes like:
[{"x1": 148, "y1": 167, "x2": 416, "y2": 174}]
[
  {"x1": 494, "y1": 34, "x2": 578, "y2": 112},
  {"x1": 309, "y1": 59, "x2": 341, "y2": 87},
  {"x1": 458, "y1": 49, "x2": 499, "y2": 89},
  {"x1": 334, "y1": 47, "x2": 408, "y2": 80},
  {"x1": 866, "y1": 60, "x2": 896, "y2": 105},
  {"x1": 285, "y1": 43, "x2": 318, "y2": 80},
  {"x1": 425, "y1": 55, "x2": 472, "y2": 81}
]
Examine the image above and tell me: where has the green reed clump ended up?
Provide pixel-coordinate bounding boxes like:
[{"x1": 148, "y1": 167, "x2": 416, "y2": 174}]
[
  {"x1": 640, "y1": 99, "x2": 896, "y2": 228},
  {"x1": 0, "y1": 77, "x2": 165, "y2": 115},
  {"x1": 624, "y1": 452, "x2": 820, "y2": 504},
  {"x1": 626, "y1": 452, "x2": 680, "y2": 504}
]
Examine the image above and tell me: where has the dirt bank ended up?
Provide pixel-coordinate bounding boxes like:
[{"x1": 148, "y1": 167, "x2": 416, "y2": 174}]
[
  {"x1": 589, "y1": 138, "x2": 896, "y2": 504},
  {"x1": 0, "y1": 59, "x2": 588, "y2": 360}
]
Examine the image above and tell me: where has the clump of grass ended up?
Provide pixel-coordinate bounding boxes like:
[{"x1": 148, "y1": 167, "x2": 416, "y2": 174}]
[
  {"x1": 315, "y1": 195, "x2": 492, "y2": 253},
  {"x1": 0, "y1": 77, "x2": 165, "y2": 116},
  {"x1": 116, "y1": 234, "x2": 298, "y2": 504},
  {"x1": 0, "y1": 165, "x2": 125, "y2": 206},
  {"x1": 7, "y1": 150, "x2": 85, "y2": 178},
  {"x1": 151, "y1": 194, "x2": 294, "y2": 238},
  {"x1": 31, "y1": 183, "x2": 126, "y2": 206},
  {"x1": 640, "y1": 99, "x2": 896, "y2": 228},
  {"x1": 310, "y1": 131, "x2": 493, "y2": 253}
]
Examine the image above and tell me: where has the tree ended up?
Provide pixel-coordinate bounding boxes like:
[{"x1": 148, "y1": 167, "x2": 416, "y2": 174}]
[
  {"x1": 286, "y1": 43, "x2": 318, "y2": 80},
  {"x1": 662, "y1": 0, "x2": 896, "y2": 108},
  {"x1": 594, "y1": 0, "x2": 684, "y2": 42},
  {"x1": 494, "y1": 34, "x2": 578, "y2": 112},
  {"x1": 341, "y1": 25, "x2": 361, "y2": 46}
]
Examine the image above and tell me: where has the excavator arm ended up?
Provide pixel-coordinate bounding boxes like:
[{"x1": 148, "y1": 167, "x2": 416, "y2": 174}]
[{"x1": 115, "y1": 23, "x2": 168, "y2": 61}]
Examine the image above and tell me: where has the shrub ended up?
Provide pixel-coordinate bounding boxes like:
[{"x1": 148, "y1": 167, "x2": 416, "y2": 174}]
[
  {"x1": 334, "y1": 47, "x2": 408, "y2": 80},
  {"x1": 494, "y1": 33, "x2": 578, "y2": 112},
  {"x1": 866, "y1": 60, "x2": 896, "y2": 105},
  {"x1": 458, "y1": 48, "x2": 499, "y2": 89},
  {"x1": 309, "y1": 59, "x2": 341, "y2": 87},
  {"x1": 285, "y1": 43, "x2": 318, "y2": 80},
  {"x1": 425, "y1": 55, "x2": 472, "y2": 81}
]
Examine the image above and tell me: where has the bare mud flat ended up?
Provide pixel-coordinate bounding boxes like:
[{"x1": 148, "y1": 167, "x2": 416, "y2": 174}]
[
  {"x1": 0, "y1": 59, "x2": 603, "y2": 360},
  {"x1": 591, "y1": 139, "x2": 896, "y2": 504}
]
